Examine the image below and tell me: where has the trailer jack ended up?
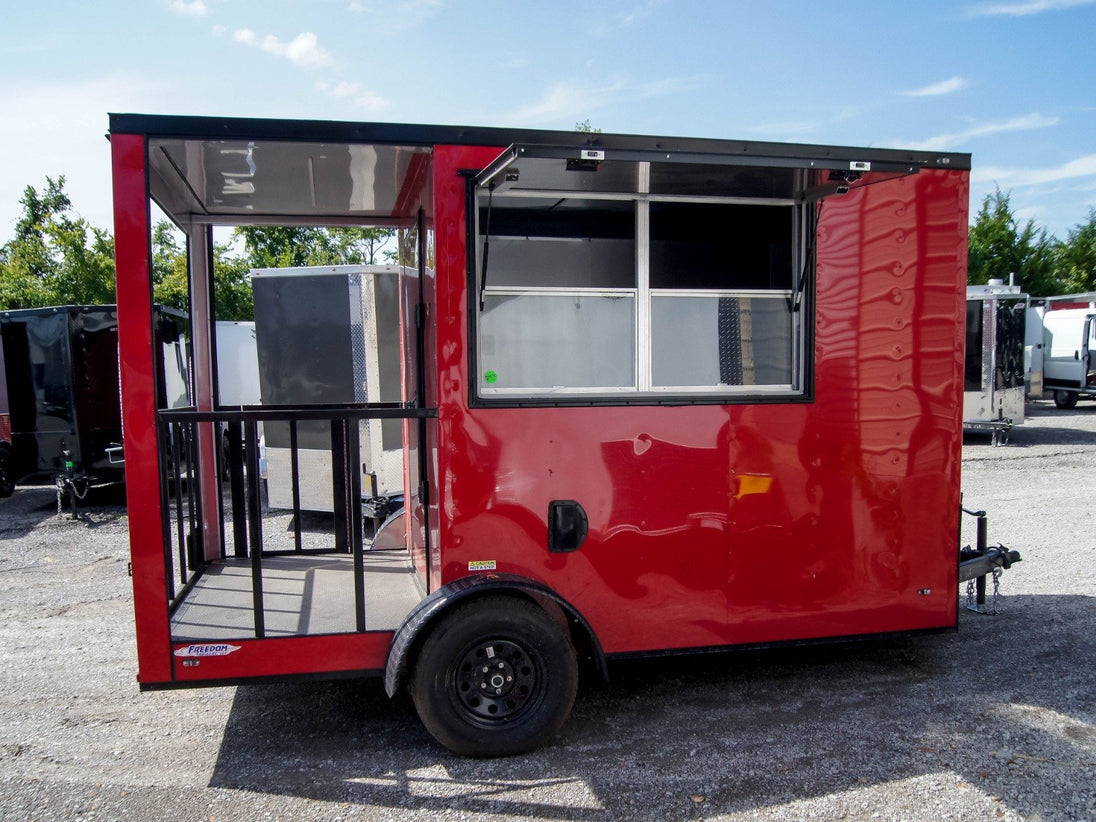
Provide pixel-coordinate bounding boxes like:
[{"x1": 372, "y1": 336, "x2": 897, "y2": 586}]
[
  {"x1": 55, "y1": 447, "x2": 89, "y2": 520},
  {"x1": 959, "y1": 507, "x2": 1021, "y2": 614}
]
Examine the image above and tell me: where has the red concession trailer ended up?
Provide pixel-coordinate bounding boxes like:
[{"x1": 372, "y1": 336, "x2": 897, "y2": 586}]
[{"x1": 109, "y1": 114, "x2": 1018, "y2": 757}]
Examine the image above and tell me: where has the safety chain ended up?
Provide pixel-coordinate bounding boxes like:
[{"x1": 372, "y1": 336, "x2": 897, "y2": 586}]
[
  {"x1": 54, "y1": 476, "x2": 90, "y2": 518},
  {"x1": 965, "y1": 568, "x2": 1003, "y2": 614}
]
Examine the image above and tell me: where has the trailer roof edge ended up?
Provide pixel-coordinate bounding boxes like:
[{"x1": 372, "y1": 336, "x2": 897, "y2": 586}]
[{"x1": 107, "y1": 113, "x2": 971, "y2": 171}]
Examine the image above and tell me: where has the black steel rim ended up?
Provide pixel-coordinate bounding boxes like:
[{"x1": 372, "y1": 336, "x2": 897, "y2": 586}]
[{"x1": 451, "y1": 638, "x2": 543, "y2": 725}]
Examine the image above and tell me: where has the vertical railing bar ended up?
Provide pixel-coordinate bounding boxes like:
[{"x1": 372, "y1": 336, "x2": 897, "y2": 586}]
[
  {"x1": 215, "y1": 424, "x2": 227, "y2": 559},
  {"x1": 192, "y1": 420, "x2": 206, "y2": 566},
  {"x1": 228, "y1": 420, "x2": 247, "y2": 558},
  {"x1": 159, "y1": 418, "x2": 178, "y2": 603},
  {"x1": 171, "y1": 421, "x2": 187, "y2": 585},
  {"x1": 245, "y1": 419, "x2": 265, "y2": 638},
  {"x1": 349, "y1": 419, "x2": 366, "y2": 632},
  {"x1": 290, "y1": 420, "x2": 302, "y2": 553},
  {"x1": 184, "y1": 420, "x2": 202, "y2": 574},
  {"x1": 331, "y1": 422, "x2": 348, "y2": 555}
]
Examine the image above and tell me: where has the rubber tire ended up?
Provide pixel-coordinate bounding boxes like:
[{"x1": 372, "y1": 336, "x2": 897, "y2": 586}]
[
  {"x1": 1054, "y1": 390, "x2": 1078, "y2": 410},
  {"x1": 411, "y1": 596, "x2": 578, "y2": 757},
  {"x1": 0, "y1": 444, "x2": 15, "y2": 498}
]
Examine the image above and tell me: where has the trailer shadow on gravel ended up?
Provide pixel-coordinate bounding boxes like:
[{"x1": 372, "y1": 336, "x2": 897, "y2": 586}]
[
  {"x1": 964, "y1": 402, "x2": 1096, "y2": 449},
  {"x1": 0, "y1": 484, "x2": 127, "y2": 539},
  {"x1": 965, "y1": 426, "x2": 1096, "y2": 448},
  {"x1": 208, "y1": 595, "x2": 1096, "y2": 821}
]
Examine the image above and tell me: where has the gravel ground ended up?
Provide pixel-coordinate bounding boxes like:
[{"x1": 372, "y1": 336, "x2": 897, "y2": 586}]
[{"x1": 1, "y1": 399, "x2": 1094, "y2": 821}]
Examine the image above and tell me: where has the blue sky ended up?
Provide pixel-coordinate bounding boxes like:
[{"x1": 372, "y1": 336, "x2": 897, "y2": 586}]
[{"x1": 2, "y1": 0, "x2": 1094, "y2": 243}]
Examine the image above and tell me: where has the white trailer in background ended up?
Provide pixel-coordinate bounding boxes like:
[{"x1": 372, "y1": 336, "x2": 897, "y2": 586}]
[
  {"x1": 215, "y1": 321, "x2": 261, "y2": 407},
  {"x1": 1025, "y1": 304, "x2": 1045, "y2": 398},
  {"x1": 964, "y1": 281, "x2": 1028, "y2": 444},
  {"x1": 251, "y1": 265, "x2": 404, "y2": 513},
  {"x1": 1042, "y1": 307, "x2": 1096, "y2": 408}
]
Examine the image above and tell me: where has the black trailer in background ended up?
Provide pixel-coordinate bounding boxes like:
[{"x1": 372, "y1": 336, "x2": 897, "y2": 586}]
[
  {"x1": 0, "y1": 305, "x2": 188, "y2": 510},
  {"x1": 0, "y1": 329, "x2": 11, "y2": 497}
]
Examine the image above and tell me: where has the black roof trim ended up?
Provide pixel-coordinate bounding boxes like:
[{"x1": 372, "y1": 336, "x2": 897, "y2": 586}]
[{"x1": 108, "y1": 113, "x2": 971, "y2": 171}]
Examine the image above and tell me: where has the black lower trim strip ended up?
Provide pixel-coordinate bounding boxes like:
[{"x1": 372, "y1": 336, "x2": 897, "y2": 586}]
[
  {"x1": 142, "y1": 667, "x2": 384, "y2": 691},
  {"x1": 604, "y1": 625, "x2": 955, "y2": 663}
]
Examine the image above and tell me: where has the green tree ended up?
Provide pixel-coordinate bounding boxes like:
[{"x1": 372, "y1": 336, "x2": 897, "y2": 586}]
[
  {"x1": 967, "y1": 187, "x2": 1061, "y2": 297},
  {"x1": 151, "y1": 221, "x2": 255, "y2": 320},
  {"x1": 234, "y1": 226, "x2": 395, "y2": 268},
  {"x1": 211, "y1": 248, "x2": 254, "y2": 320},
  {"x1": 0, "y1": 177, "x2": 116, "y2": 309},
  {"x1": 151, "y1": 223, "x2": 401, "y2": 322},
  {"x1": 1057, "y1": 209, "x2": 1096, "y2": 293},
  {"x1": 151, "y1": 220, "x2": 189, "y2": 310},
  {"x1": 234, "y1": 226, "x2": 330, "y2": 269},
  {"x1": 327, "y1": 227, "x2": 398, "y2": 265}
]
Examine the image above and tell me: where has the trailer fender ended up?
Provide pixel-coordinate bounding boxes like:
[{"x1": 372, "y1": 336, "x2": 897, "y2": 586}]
[{"x1": 384, "y1": 573, "x2": 606, "y2": 698}]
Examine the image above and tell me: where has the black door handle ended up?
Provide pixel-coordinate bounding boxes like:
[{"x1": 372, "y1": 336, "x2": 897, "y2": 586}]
[{"x1": 548, "y1": 500, "x2": 588, "y2": 553}]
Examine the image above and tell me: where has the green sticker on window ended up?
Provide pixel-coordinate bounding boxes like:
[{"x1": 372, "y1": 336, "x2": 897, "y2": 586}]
[{"x1": 484, "y1": 370, "x2": 498, "y2": 384}]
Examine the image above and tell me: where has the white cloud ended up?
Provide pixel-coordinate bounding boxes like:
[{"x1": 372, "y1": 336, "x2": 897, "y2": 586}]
[
  {"x1": 398, "y1": 0, "x2": 445, "y2": 18},
  {"x1": 744, "y1": 121, "x2": 821, "y2": 140},
  {"x1": 168, "y1": 0, "x2": 208, "y2": 16},
  {"x1": 320, "y1": 81, "x2": 362, "y2": 99},
  {"x1": 901, "y1": 76, "x2": 969, "y2": 97},
  {"x1": 352, "y1": 92, "x2": 391, "y2": 113},
  {"x1": 967, "y1": 0, "x2": 1094, "y2": 16},
  {"x1": 972, "y1": 154, "x2": 1096, "y2": 187},
  {"x1": 0, "y1": 74, "x2": 164, "y2": 237},
  {"x1": 344, "y1": 0, "x2": 443, "y2": 35},
  {"x1": 232, "y1": 29, "x2": 334, "y2": 69},
  {"x1": 315, "y1": 81, "x2": 391, "y2": 113},
  {"x1": 622, "y1": 0, "x2": 667, "y2": 25},
  {"x1": 508, "y1": 76, "x2": 702, "y2": 126},
  {"x1": 509, "y1": 81, "x2": 626, "y2": 125},
  {"x1": 1014, "y1": 203, "x2": 1048, "y2": 223},
  {"x1": 901, "y1": 113, "x2": 1059, "y2": 150}
]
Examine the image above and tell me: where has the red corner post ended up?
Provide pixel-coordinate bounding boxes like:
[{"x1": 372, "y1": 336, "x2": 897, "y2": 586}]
[{"x1": 111, "y1": 132, "x2": 172, "y2": 685}]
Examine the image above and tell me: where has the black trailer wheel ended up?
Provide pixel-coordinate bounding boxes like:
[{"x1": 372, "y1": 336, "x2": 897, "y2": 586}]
[
  {"x1": 411, "y1": 596, "x2": 578, "y2": 757},
  {"x1": 0, "y1": 444, "x2": 14, "y2": 497},
  {"x1": 1054, "y1": 390, "x2": 1078, "y2": 409}
]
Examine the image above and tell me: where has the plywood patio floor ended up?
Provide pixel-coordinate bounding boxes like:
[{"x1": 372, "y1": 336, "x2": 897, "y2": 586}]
[{"x1": 170, "y1": 550, "x2": 423, "y2": 641}]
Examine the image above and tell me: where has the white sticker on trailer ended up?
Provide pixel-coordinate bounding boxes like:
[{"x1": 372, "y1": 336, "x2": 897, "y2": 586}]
[
  {"x1": 174, "y1": 644, "x2": 242, "y2": 658},
  {"x1": 468, "y1": 560, "x2": 497, "y2": 572}
]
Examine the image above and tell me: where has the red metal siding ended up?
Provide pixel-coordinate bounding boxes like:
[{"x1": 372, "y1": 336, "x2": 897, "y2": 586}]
[
  {"x1": 169, "y1": 633, "x2": 392, "y2": 683},
  {"x1": 112, "y1": 133, "x2": 174, "y2": 684},
  {"x1": 431, "y1": 146, "x2": 968, "y2": 655}
]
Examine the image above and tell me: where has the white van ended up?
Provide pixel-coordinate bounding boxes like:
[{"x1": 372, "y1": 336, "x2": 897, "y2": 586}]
[{"x1": 1042, "y1": 308, "x2": 1096, "y2": 408}]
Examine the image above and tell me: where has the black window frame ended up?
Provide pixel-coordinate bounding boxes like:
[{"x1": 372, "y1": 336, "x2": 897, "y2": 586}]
[{"x1": 464, "y1": 164, "x2": 819, "y2": 410}]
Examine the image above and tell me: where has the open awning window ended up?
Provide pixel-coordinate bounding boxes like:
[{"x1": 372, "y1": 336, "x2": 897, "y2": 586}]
[
  {"x1": 148, "y1": 137, "x2": 432, "y2": 231},
  {"x1": 475, "y1": 143, "x2": 920, "y2": 201},
  {"x1": 467, "y1": 144, "x2": 908, "y2": 403}
]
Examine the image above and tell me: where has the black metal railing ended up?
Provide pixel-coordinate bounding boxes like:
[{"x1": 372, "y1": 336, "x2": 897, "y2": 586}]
[{"x1": 157, "y1": 403, "x2": 435, "y2": 636}]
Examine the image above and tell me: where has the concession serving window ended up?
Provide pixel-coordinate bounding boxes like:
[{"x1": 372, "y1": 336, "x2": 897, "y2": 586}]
[{"x1": 470, "y1": 145, "x2": 915, "y2": 405}]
